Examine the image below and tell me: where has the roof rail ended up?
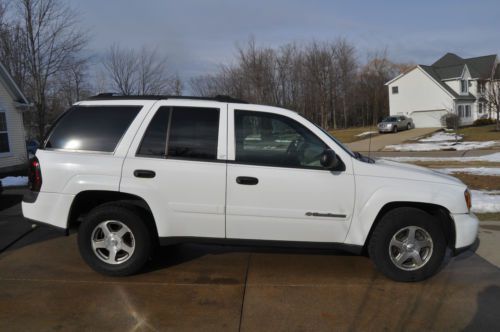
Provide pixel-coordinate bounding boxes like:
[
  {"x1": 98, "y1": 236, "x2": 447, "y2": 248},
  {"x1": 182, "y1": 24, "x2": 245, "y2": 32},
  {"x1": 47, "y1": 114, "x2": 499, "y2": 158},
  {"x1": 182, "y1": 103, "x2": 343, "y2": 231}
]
[{"x1": 88, "y1": 93, "x2": 248, "y2": 104}]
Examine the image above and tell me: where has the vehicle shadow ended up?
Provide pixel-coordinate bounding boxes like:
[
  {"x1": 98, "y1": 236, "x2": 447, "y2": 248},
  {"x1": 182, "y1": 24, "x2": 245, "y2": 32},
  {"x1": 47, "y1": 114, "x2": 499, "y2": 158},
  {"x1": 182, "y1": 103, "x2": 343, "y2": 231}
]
[
  {"x1": 0, "y1": 192, "x2": 23, "y2": 212},
  {"x1": 142, "y1": 242, "x2": 357, "y2": 274},
  {"x1": 464, "y1": 285, "x2": 500, "y2": 330}
]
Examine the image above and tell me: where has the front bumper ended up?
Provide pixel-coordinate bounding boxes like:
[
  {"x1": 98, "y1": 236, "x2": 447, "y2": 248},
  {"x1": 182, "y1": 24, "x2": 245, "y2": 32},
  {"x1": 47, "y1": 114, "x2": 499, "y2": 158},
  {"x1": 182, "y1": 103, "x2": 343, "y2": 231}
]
[
  {"x1": 378, "y1": 125, "x2": 394, "y2": 132},
  {"x1": 452, "y1": 212, "x2": 479, "y2": 252}
]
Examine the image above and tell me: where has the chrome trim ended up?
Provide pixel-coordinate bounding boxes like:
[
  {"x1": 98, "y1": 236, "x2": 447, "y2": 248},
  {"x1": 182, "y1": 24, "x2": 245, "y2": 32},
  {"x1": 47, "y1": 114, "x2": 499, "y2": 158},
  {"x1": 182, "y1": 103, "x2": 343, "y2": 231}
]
[{"x1": 305, "y1": 212, "x2": 347, "y2": 218}]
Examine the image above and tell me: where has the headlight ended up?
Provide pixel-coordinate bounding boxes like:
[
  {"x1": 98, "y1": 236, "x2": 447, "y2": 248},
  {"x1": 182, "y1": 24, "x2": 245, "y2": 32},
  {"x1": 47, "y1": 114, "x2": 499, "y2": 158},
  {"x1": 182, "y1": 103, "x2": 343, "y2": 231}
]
[{"x1": 464, "y1": 189, "x2": 472, "y2": 212}]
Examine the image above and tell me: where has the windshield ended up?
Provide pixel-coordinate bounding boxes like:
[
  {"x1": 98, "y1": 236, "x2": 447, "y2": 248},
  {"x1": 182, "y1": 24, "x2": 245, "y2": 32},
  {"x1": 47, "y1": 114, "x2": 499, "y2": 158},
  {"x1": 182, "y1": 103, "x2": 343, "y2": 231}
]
[{"x1": 383, "y1": 116, "x2": 398, "y2": 122}]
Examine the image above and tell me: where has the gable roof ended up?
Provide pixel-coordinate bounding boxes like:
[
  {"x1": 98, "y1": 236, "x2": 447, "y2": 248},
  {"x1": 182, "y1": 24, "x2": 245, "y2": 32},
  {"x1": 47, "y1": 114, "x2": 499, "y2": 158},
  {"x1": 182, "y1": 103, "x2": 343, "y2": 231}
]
[
  {"x1": 419, "y1": 65, "x2": 475, "y2": 100},
  {"x1": 431, "y1": 52, "x2": 497, "y2": 79},
  {"x1": 0, "y1": 62, "x2": 29, "y2": 105}
]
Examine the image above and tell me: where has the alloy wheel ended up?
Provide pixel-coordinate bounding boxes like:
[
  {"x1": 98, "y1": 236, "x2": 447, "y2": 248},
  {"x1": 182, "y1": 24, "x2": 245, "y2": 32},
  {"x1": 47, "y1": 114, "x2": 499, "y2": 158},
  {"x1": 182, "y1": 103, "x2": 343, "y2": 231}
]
[
  {"x1": 389, "y1": 226, "x2": 433, "y2": 271},
  {"x1": 91, "y1": 220, "x2": 135, "y2": 265}
]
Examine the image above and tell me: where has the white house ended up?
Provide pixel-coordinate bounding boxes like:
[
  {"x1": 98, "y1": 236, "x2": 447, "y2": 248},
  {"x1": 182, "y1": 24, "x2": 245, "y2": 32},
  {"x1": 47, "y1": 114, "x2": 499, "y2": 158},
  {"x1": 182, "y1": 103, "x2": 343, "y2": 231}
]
[
  {"x1": 0, "y1": 62, "x2": 30, "y2": 178},
  {"x1": 386, "y1": 53, "x2": 500, "y2": 127}
]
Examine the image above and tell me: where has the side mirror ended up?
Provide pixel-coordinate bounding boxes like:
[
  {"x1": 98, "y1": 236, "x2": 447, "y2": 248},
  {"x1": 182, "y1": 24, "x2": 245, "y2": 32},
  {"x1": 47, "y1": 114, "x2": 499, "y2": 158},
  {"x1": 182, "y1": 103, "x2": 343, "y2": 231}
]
[{"x1": 320, "y1": 149, "x2": 340, "y2": 170}]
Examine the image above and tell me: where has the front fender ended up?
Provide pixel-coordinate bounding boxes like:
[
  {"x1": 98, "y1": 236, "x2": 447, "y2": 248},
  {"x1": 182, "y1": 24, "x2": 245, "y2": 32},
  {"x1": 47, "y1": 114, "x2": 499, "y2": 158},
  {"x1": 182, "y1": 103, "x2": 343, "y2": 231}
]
[{"x1": 345, "y1": 179, "x2": 468, "y2": 246}]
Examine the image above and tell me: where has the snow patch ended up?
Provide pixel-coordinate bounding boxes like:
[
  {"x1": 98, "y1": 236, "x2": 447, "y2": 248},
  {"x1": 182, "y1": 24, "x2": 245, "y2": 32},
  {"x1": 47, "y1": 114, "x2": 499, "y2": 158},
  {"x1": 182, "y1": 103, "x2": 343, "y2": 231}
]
[
  {"x1": 385, "y1": 140, "x2": 498, "y2": 152},
  {"x1": 435, "y1": 167, "x2": 500, "y2": 176},
  {"x1": 0, "y1": 176, "x2": 28, "y2": 187},
  {"x1": 356, "y1": 131, "x2": 377, "y2": 137},
  {"x1": 418, "y1": 131, "x2": 463, "y2": 142},
  {"x1": 471, "y1": 190, "x2": 500, "y2": 213},
  {"x1": 382, "y1": 152, "x2": 500, "y2": 163}
]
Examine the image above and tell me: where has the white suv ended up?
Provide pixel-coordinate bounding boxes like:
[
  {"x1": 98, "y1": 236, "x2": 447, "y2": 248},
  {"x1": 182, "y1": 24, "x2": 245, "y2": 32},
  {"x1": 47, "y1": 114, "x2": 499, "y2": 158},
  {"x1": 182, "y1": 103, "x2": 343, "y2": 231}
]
[{"x1": 22, "y1": 95, "x2": 478, "y2": 281}]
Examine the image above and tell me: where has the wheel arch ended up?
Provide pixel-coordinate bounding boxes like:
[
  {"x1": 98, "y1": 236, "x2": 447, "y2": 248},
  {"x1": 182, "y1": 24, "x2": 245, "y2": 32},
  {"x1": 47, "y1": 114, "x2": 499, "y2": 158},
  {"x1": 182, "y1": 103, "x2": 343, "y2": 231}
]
[
  {"x1": 68, "y1": 190, "x2": 158, "y2": 238},
  {"x1": 362, "y1": 201, "x2": 455, "y2": 254}
]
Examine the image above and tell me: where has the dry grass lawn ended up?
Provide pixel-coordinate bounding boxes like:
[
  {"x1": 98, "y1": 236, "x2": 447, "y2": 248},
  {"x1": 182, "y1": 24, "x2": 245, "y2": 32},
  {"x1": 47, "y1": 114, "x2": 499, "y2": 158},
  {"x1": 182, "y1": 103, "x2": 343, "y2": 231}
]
[
  {"x1": 329, "y1": 126, "x2": 378, "y2": 143},
  {"x1": 449, "y1": 173, "x2": 500, "y2": 191},
  {"x1": 477, "y1": 212, "x2": 500, "y2": 221},
  {"x1": 456, "y1": 124, "x2": 500, "y2": 142}
]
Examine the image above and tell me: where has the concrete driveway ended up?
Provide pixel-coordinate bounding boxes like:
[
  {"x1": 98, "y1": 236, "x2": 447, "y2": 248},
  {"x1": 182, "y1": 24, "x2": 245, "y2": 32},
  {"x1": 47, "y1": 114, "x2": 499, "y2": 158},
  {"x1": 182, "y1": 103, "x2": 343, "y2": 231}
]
[
  {"x1": 347, "y1": 128, "x2": 437, "y2": 152},
  {"x1": 1, "y1": 189, "x2": 500, "y2": 331}
]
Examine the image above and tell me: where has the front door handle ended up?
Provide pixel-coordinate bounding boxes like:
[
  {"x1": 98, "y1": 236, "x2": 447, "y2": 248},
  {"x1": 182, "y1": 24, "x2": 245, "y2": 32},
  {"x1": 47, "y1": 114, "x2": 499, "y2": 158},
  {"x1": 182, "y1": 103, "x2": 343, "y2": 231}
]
[
  {"x1": 236, "y1": 176, "x2": 258, "y2": 185},
  {"x1": 134, "y1": 170, "x2": 156, "y2": 178}
]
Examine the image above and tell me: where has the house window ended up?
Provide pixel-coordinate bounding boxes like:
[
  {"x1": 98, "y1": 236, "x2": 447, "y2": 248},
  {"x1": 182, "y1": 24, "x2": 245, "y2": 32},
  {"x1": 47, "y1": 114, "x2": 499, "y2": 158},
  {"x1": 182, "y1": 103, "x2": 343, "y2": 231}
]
[
  {"x1": 392, "y1": 86, "x2": 399, "y2": 94},
  {"x1": 465, "y1": 105, "x2": 471, "y2": 117},
  {"x1": 478, "y1": 102, "x2": 484, "y2": 114},
  {"x1": 460, "y1": 80, "x2": 468, "y2": 94},
  {"x1": 457, "y1": 105, "x2": 464, "y2": 118},
  {"x1": 478, "y1": 81, "x2": 486, "y2": 94},
  {"x1": 0, "y1": 112, "x2": 10, "y2": 153}
]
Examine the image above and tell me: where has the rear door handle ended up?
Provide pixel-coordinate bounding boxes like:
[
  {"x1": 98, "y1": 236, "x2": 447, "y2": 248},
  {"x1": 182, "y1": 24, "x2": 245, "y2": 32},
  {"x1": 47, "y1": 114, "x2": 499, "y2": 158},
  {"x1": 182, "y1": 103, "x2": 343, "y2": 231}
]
[
  {"x1": 134, "y1": 170, "x2": 156, "y2": 178},
  {"x1": 236, "y1": 176, "x2": 258, "y2": 185}
]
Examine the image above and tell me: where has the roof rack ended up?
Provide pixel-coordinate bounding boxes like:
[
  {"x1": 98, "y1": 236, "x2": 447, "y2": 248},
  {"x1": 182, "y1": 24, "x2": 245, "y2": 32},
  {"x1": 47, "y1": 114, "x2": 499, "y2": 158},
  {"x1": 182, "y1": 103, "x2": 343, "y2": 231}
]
[{"x1": 88, "y1": 93, "x2": 248, "y2": 104}]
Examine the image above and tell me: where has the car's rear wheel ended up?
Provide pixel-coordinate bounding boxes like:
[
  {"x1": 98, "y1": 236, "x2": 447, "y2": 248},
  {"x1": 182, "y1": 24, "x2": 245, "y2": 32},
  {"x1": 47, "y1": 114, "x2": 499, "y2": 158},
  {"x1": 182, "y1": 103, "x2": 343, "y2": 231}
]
[
  {"x1": 407, "y1": 123, "x2": 411, "y2": 130},
  {"x1": 78, "y1": 204, "x2": 154, "y2": 276},
  {"x1": 368, "y1": 207, "x2": 446, "y2": 282}
]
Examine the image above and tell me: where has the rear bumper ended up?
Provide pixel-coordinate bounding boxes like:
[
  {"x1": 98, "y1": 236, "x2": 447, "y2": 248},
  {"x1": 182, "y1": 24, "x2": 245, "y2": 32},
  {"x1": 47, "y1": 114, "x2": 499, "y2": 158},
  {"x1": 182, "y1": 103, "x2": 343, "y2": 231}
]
[
  {"x1": 22, "y1": 191, "x2": 74, "y2": 231},
  {"x1": 452, "y1": 212, "x2": 479, "y2": 252}
]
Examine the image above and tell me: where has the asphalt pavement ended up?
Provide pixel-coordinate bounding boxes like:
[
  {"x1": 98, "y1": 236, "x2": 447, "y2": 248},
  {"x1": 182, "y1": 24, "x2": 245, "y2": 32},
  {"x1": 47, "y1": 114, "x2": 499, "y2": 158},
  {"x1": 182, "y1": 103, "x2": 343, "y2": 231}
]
[{"x1": 1, "y1": 188, "x2": 500, "y2": 331}]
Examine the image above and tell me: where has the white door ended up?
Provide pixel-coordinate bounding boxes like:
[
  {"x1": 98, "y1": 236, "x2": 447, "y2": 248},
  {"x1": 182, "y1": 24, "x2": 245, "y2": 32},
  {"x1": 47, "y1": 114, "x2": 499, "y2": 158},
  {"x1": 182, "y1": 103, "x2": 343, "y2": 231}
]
[
  {"x1": 120, "y1": 102, "x2": 227, "y2": 238},
  {"x1": 225, "y1": 106, "x2": 355, "y2": 243}
]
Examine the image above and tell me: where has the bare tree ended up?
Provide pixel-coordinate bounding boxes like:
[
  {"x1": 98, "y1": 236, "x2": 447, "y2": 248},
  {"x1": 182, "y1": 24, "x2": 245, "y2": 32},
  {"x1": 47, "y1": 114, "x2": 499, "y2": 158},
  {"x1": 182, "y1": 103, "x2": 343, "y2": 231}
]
[
  {"x1": 56, "y1": 56, "x2": 91, "y2": 107},
  {"x1": 16, "y1": 0, "x2": 88, "y2": 140},
  {"x1": 103, "y1": 44, "x2": 179, "y2": 95},
  {"x1": 103, "y1": 44, "x2": 138, "y2": 95},
  {"x1": 485, "y1": 68, "x2": 500, "y2": 131}
]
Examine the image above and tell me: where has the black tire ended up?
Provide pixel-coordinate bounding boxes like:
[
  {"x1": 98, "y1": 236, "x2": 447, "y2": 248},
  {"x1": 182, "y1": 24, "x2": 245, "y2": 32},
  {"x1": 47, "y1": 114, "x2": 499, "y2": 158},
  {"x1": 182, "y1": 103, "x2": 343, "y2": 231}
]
[
  {"x1": 368, "y1": 207, "x2": 446, "y2": 282},
  {"x1": 393, "y1": 126, "x2": 398, "y2": 133},
  {"x1": 78, "y1": 204, "x2": 154, "y2": 276},
  {"x1": 407, "y1": 123, "x2": 411, "y2": 130}
]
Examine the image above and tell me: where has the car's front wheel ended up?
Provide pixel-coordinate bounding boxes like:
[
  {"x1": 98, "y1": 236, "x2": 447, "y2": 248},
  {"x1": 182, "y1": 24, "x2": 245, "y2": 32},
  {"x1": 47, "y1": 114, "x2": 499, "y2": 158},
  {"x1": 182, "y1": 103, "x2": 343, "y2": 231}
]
[
  {"x1": 368, "y1": 207, "x2": 446, "y2": 282},
  {"x1": 393, "y1": 125, "x2": 398, "y2": 133},
  {"x1": 78, "y1": 204, "x2": 154, "y2": 276}
]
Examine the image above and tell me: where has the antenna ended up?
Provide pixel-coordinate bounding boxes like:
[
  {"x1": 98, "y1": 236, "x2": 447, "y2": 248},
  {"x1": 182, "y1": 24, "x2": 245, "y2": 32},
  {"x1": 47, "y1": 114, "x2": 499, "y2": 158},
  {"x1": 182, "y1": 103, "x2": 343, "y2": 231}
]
[{"x1": 368, "y1": 119, "x2": 374, "y2": 160}]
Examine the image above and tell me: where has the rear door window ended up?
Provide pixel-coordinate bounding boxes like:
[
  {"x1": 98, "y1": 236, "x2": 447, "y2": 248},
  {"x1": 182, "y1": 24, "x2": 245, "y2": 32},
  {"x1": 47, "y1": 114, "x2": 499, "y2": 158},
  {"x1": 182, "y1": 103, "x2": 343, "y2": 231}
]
[
  {"x1": 167, "y1": 107, "x2": 219, "y2": 160},
  {"x1": 45, "y1": 105, "x2": 141, "y2": 152},
  {"x1": 136, "y1": 106, "x2": 220, "y2": 161},
  {"x1": 137, "y1": 107, "x2": 170, "y2": 158}
]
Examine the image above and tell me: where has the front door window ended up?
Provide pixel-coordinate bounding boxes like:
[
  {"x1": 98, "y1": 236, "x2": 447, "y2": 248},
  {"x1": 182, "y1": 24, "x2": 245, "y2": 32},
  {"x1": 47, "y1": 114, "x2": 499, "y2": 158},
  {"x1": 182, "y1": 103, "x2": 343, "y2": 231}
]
[{"x1": 234, "y1": 110, "x2": 327, "y2": 169}]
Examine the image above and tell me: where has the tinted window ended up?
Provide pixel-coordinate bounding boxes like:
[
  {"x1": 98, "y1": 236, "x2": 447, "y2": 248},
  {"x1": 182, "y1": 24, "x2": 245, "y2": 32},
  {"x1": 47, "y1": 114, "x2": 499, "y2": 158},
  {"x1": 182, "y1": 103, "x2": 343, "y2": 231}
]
[
  {"x1": 137, "y1": 107, "x2": 170, "y2": 157},
  {"x1": 45, "y1": 106, "x2": 141, "y2": 152},
  {"x1": 168, "y1": 107, "x2": 219, "y2": 160},
  {"x1": 235, "y1": 110, "x2": 326, "y2": 168}
]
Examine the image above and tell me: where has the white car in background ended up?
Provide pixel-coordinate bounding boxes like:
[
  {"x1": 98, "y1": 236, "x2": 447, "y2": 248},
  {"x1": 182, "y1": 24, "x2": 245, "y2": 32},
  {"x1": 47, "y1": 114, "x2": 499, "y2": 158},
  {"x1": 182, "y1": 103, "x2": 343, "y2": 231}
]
[{"x1": 22, "y1": 95, "x2": 478, "y2": 281}]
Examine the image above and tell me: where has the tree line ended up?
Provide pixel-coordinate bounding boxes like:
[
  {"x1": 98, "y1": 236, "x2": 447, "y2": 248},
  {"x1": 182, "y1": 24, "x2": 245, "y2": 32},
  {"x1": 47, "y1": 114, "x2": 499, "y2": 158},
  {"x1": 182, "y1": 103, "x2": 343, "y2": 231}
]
[
  {"x1": 0, "y1": 0, "x2": 412, "y2": 140},
  {"x1": 190, "y1": 39, "x2": 412, "y2": 129}
]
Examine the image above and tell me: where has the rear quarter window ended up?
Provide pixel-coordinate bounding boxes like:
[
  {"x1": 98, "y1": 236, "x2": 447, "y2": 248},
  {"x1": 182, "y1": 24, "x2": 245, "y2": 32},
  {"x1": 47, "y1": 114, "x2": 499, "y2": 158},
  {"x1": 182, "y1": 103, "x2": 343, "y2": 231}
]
[{"x1": 44, "y1": 105, "x2": 141, "y2": 152}]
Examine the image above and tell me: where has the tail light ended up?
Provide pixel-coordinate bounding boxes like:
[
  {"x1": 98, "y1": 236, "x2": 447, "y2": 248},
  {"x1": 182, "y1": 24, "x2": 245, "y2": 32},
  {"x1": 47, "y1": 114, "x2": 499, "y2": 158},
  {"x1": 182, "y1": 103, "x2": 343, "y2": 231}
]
[{"x1": 28, "y1": 157, "x2": 42, "y2": 192}]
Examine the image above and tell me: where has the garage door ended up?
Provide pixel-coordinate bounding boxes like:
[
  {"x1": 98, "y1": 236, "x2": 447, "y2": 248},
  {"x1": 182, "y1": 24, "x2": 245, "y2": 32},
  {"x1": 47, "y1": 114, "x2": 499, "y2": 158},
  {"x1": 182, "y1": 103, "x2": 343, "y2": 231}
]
[{"x1": 410, "y1": 110, "x2": 448, "y2": 128}]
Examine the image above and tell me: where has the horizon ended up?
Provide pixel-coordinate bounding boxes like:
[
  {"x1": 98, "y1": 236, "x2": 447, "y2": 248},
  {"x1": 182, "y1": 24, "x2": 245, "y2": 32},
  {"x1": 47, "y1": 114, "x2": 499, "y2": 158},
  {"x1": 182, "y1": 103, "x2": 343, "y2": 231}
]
[{"x1": 66, "y1": 0, "x2": 500, "y2": 85}]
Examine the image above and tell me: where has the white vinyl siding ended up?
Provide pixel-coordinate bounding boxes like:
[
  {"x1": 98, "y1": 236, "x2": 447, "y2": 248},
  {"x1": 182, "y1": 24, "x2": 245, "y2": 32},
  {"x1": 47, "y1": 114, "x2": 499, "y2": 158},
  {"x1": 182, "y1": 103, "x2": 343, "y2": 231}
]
[
  {"x1": 0, "y1": 79, "x2": 28, "y2": 169},
  {"x1": 388, "y1": 67, "x2": 454, "y2": 128}
]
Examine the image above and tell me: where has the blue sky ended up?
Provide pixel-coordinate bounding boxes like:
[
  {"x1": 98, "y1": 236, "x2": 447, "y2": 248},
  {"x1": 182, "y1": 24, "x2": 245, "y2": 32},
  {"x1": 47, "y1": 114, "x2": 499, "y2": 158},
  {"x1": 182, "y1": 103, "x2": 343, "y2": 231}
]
[{"x1": 68, "y1": 0, "x2": 500, "y2": 81}]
